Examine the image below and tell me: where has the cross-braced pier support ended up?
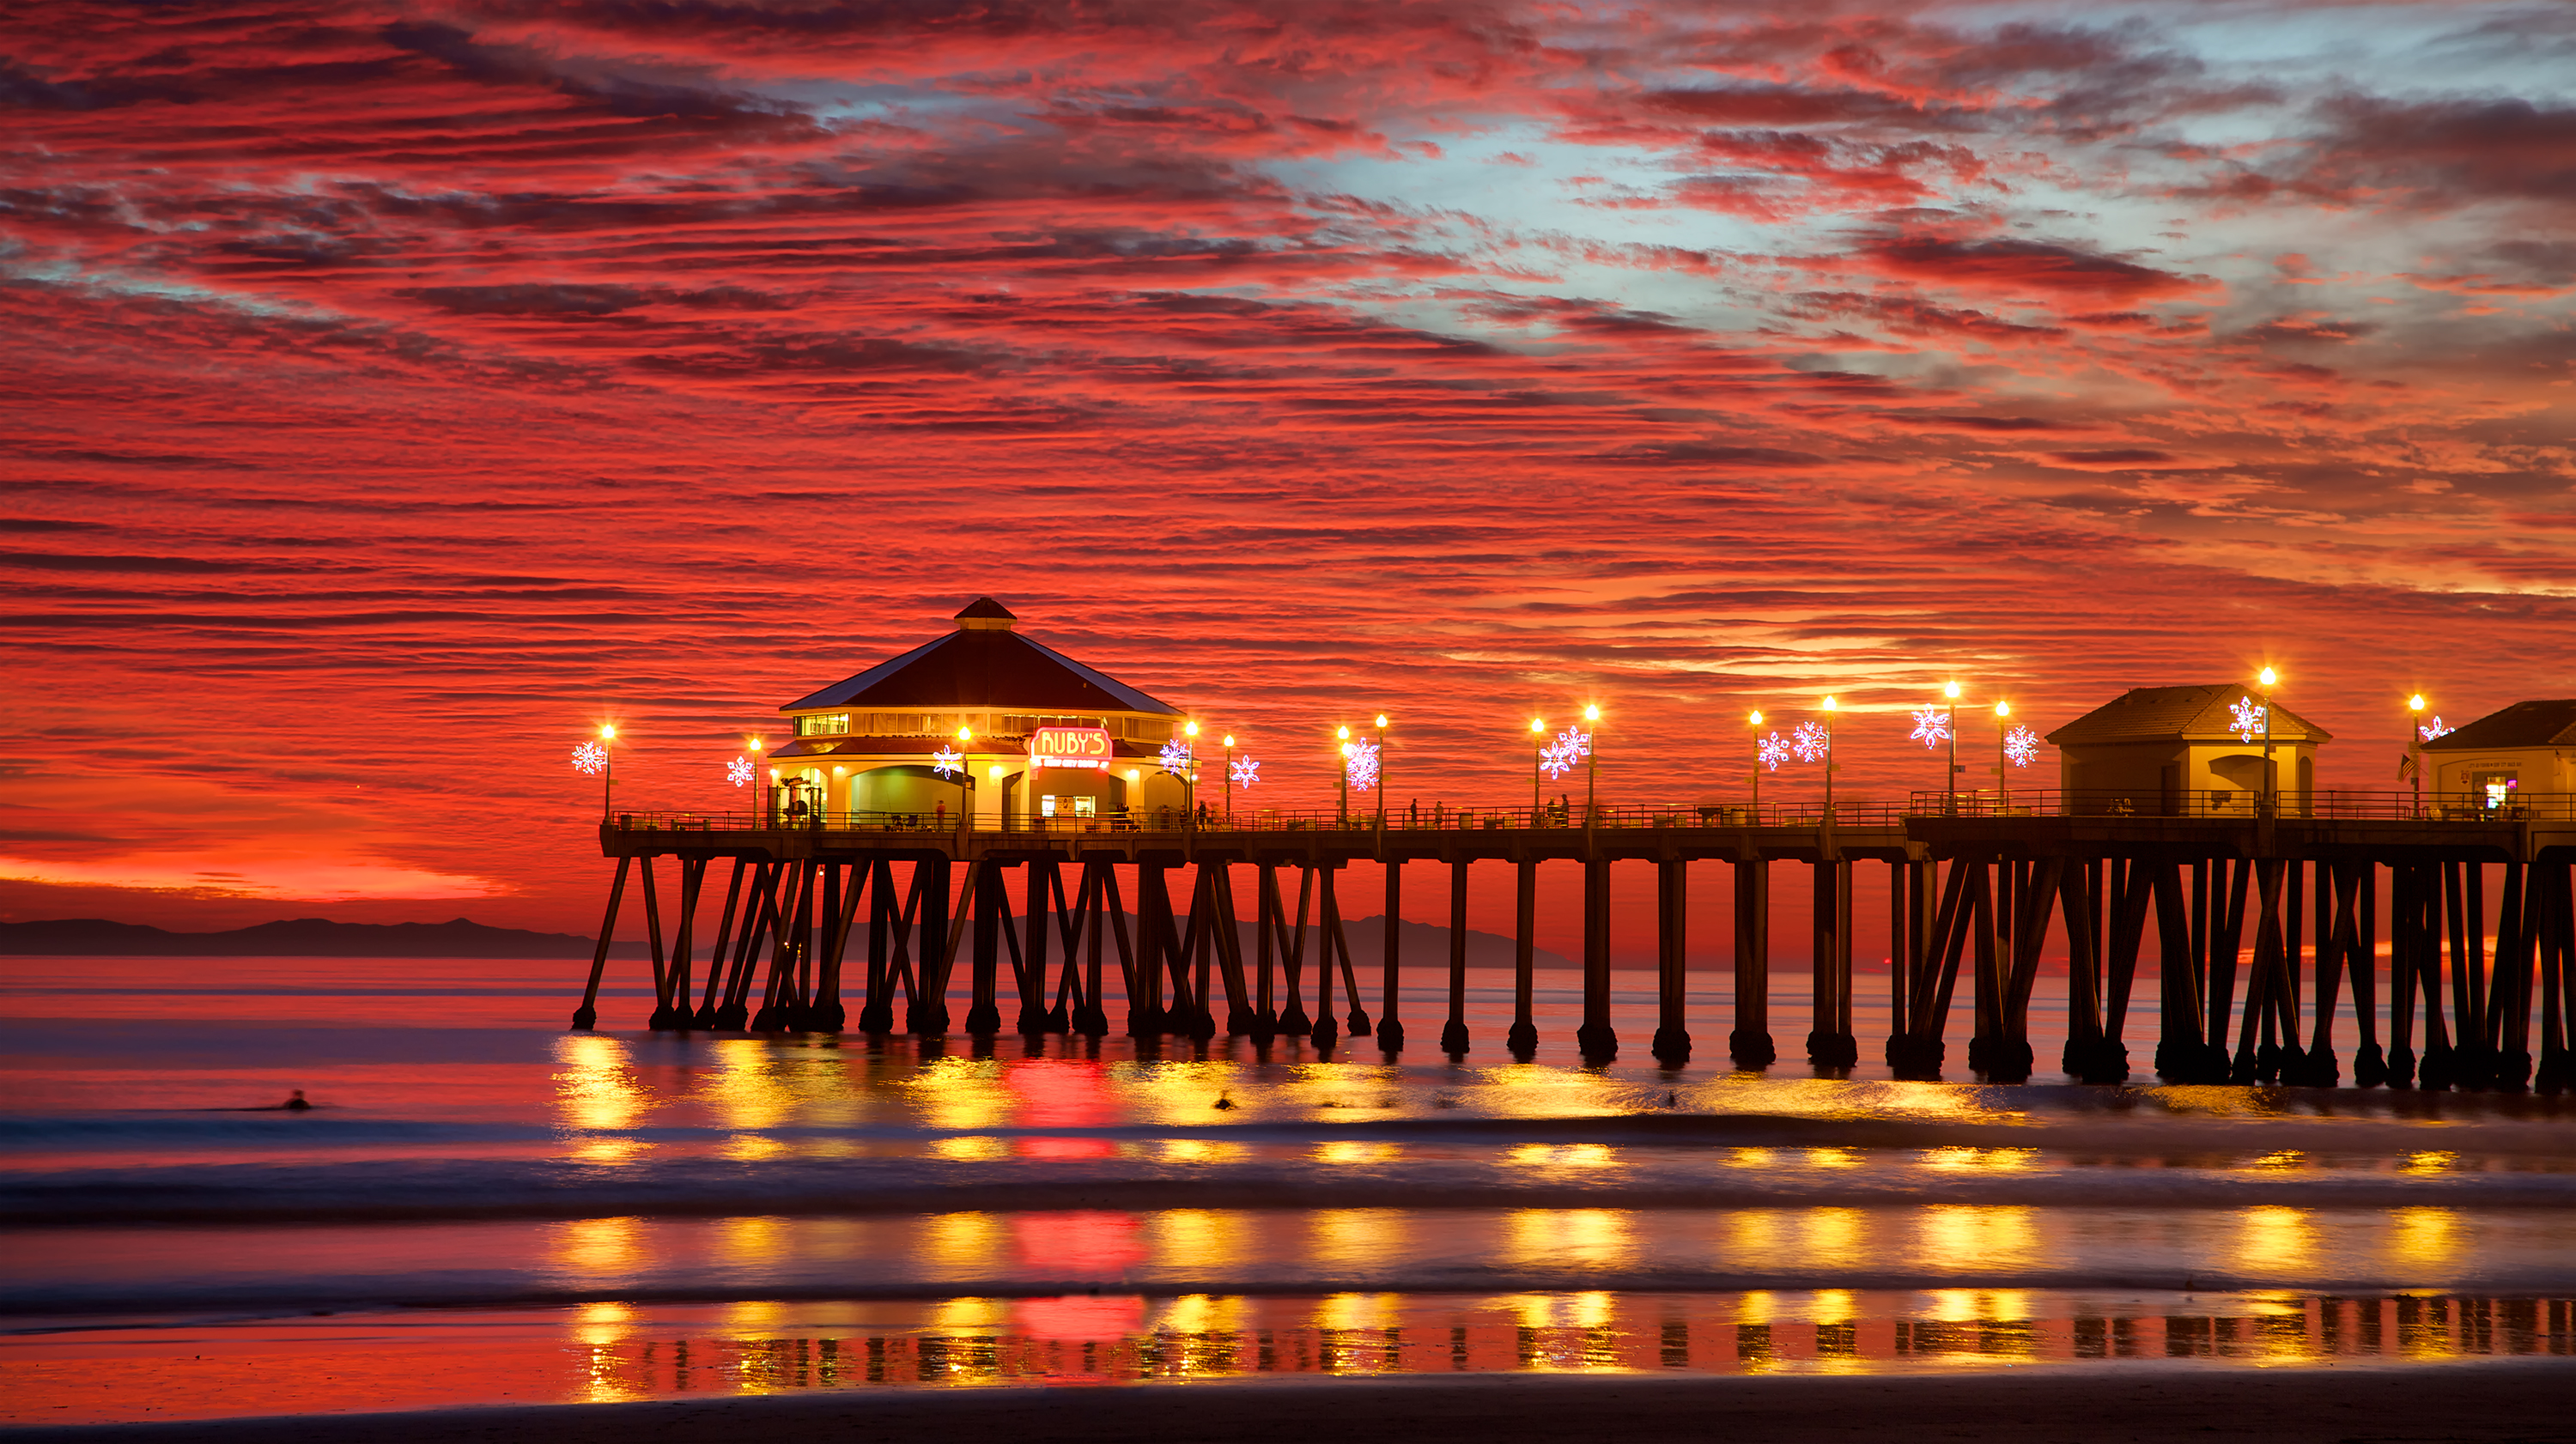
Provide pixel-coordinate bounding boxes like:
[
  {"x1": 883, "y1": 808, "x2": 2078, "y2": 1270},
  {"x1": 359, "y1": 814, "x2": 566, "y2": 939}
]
[{"x1": 570, "y1": 819, "x2": 2575, "y2": 1095}]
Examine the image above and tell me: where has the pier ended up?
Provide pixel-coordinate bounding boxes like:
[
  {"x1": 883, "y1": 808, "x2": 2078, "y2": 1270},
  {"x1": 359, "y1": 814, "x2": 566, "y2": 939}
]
[{"x1": 570, "y1": 794, "x2": 2576, "y2": 1091}]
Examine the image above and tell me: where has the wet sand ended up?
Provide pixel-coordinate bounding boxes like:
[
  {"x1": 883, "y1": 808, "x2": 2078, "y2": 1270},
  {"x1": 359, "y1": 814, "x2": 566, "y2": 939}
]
[{"x1": 13, "y1": 1363, "x2": 2572, "y2": 1444}]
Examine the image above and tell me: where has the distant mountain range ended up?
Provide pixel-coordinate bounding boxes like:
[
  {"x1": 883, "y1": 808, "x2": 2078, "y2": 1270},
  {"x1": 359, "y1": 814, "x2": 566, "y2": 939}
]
[
  {"x1": 0, "y1": 913, "x2": 1576, "y2": 968},
  {"x1": 0, "y1": 917, "x2": 620, "y2": 958}
]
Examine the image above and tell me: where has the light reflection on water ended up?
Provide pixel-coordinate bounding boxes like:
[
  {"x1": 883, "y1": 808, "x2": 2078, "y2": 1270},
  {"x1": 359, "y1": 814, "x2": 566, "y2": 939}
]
[
  {"x1": 74, "y1": 1201, "x2": 2558, "y2": 1313},
  {"x1": 12, "y1": 1288, "x2": 2570, "y2": 1425}
]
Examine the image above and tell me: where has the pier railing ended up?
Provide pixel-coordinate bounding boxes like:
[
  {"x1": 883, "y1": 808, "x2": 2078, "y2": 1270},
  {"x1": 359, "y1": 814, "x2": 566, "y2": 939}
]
[
  {"x1": 603, "y1": 791, "x2": 2571, "y2": 835},
  {"x1": 1904, "y1": 789, "x2": 2574, "y2": 821}
]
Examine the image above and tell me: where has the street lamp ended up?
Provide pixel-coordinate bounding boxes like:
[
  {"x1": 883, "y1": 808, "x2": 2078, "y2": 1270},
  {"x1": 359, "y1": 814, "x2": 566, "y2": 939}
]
[
  {"x1": 1222, "y1": 733, "x2": 1236, "y2": 825},
  {"x1": 1336, "y1": 724, "x2": 1352, "y2": 827},
  {"x1": 1374, "y1": 713, "x2": 1389, "y2": 834},
  {"x1": 746, "y1": 736, "x2": 765, "y2": 824},
  {"x1": 2257, "y1": 666, "x2": 2278, "y2": 816},
  {"x1": 1992, "y1": 701, "x2": 2010, "y2": 812},
  {"x1": 1529, "y1": 716, "x2": 1546, "y2": 822},
  {"x1": 1583, "y1": 702, "x2": 1602, "y2": 840},
  {"x1": 1183, "y1": 719, "x2": 1200, "y2": 829},
  {"x1": 1747, "y1": 709, "x2": 1764, "y2": 817},
  {"x1": 2407, "y1": 695, "x2": 2427, "y2": 818},
  {"x1": 1944, "y1": 681, "x2": 1962, "y2": 815},
  {"x1": 1820, "y1": 696, "x2": 1837, "y2": 820},
  {"x1": 600, "y1": 725, "x2": 617, "y2": 822}
]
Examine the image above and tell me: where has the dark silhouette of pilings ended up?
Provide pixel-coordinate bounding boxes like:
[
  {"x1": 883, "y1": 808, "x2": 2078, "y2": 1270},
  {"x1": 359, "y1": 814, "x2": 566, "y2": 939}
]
[{"x1": 569, "y1": 824, "x2": 2576, "y2": 1095}]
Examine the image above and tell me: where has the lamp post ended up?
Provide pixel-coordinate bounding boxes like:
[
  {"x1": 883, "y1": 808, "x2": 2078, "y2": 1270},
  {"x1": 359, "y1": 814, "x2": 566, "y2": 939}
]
[
  {"x1": 1336, "y1": 724, "x2": 1352, "y2": 827},
  {"x1": 1992, "y1": 701, "x2": 2010, "y2": 812},
  {"x1": 1183, "y1": 719, "x2": 1200, "y2": 831},
  {"x1": 1373, "y1": 713, "x2": 1388, "y2": 834},
  {"x1": 1222, "y1": 733, "x2": 1236, "y2": 825},
  {"x1": 1528, "y1": 717, "x2": 1545, "y2": 822},
  {"x1": 2407, "y1": 695, "x2": 2427, "y2": 818},
  {"x1": 957, "y1": 725, "x2": 975, "y2": 832},
  {"x1": 746, "y1": 737, "x2": 764, "y2": 824},
  {"x1": 1583, "y1": 703, "x2": 1602, "y2": 840},
  {"x1": 1819, "y1": 697, "x2": 1836, "y2": 821},
  {"x1": 598, "y1": 724, "x2": 617, "y2": 822},
  {"x1": 1943, "y1": 681, "x2": 1962, "y2": 816},
  {"x1": 1747, "y1": 709, "x2": 1763, "y2": 818},
  {"x1": 2257, "y1": 666, "x2": 2278, "y2": 817}
]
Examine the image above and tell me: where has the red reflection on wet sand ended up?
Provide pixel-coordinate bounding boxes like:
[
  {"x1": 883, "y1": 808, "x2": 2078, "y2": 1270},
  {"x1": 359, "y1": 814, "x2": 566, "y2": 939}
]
[
  {"x1": 1018, "y1": 1295, "x2": 1147, "y2": 1340},
  {"x1": 1016, "y1": 1210, "x2": 1146, "y2": 1273},
  {"x1": 1006, "y1": 1059, "x2": 1116, "y2": 1129}
]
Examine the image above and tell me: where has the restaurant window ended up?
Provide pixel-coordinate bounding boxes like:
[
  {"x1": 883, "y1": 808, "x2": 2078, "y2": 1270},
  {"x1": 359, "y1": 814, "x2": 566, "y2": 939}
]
[
  {"x1": 796, "y1": 713, "x2": 851, "y2": 737},
  {"x1": 2471, "y1": 772, "x2": 2518, "y2": 810}
]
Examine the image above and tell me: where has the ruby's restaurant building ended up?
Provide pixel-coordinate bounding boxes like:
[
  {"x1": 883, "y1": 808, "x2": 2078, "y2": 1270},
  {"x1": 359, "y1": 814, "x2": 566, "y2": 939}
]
[{"x1": 762, "y1": 598, "x2": 1194, "y2": 827}]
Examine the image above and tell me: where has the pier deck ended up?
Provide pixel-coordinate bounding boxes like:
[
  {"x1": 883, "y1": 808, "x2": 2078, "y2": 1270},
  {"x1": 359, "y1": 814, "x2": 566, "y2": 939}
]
[{"x1": 570, "y1": 797, "x2": 2576, "y2": 1092}]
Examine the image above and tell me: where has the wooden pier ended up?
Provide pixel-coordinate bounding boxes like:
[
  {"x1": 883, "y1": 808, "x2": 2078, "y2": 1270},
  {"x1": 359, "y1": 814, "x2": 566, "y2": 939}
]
[{"x1": 570, "y1": 798, "x2": 2576, "y2": 1090}]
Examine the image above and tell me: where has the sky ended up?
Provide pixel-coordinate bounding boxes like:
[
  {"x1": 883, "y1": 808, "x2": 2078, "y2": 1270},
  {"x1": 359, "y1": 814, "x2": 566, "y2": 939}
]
[{"x1": 3, "y1": 0, "x2": 2573, "y2": 940}]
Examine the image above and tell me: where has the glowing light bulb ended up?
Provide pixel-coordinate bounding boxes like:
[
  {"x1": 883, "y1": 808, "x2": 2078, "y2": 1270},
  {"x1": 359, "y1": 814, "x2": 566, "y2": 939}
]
[
  {"x1": 2259, "y1": 667, "x2": 2278, "y2": 688},
  {"x1": 1185, "y1": 720, "x2": 1199, "y2": 737},
  {"x1": 1995, "y1": 701, "x2": 2010, "y2": 719},
  {"x1": 1583, "y1": 704, "x2": 1601, "y2": 722},
  {"x1": 1337, "y1": 725, "x2": 1351, "y2": 741},
  {"x1": 1822, "y1": 695, "x2": 1837, "y2": 713},
  {"x1": 1222, "y1": 733, "x2": 1235, "y2": 747},
  {"x1": 987, "y1": 764, "x2": 1004, "y2": 780},
  {"x1": 1530, "y1": 717, "x2": 1545, "y2": 732},
  {"x1": 1944, "y1": 682, "x2": 1960, "y2": 701},
  {"x1": 1748, "y1": 709, "x2": 1763, "y2": 726},
  {"x1": 600, "y1": 725, "x2": 617, "y2": 740},
  {"x1": 2408, "y1": 695, "x2": 2425, "y2": 712},
  {"x1": 957, "y1": 725, "x2": 973, "y2": 742},
  {"x1": 1126, "y1": 768, "x2": 1140, "y2": 783},
  {"x1": 747, "y1": 737, "x2": 763, "y2": 752},
  {"x1": 1375, "y1": 714, "x2": 1388, "y2": 729},
  {"x1": 1341, "y1": 742, "x2": 1354, "y2": 757}
]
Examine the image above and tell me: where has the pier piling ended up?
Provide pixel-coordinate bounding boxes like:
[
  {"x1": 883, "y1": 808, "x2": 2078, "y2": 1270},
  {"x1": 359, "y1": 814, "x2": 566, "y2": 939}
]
[
  {"x1": 1442, "y1": 859, "x2": 1471, "y2": 1055},
  {"x1": 566, "y1": 809, "x2": 2573, "y2": 1094}
]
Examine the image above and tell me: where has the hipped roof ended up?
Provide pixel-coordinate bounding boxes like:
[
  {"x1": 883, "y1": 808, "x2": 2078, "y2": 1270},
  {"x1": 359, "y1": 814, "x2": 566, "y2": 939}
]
[
  {"x1": 781, "y1": 599, "x2": 1182, "y2": 717},
  {"x1": 2044, "y1": 684, "x2": 2333, "y2": 747},
  {"x1": 2421, "y1": 699, "x2": 2576, "y2": 750}
]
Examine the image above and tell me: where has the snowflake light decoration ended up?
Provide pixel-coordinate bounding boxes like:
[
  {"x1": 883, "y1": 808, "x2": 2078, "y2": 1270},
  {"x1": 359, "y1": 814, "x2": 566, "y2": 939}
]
[
  {"x1": 1539, "y1": 726, "x2": 1591, "y2": 780},
  {"x1": 1344, "y1": 738, "x2": 1380, "y2": 792},
  {"x1": 572, "y1": 742, "x2": 608, "y2": 775},
  {"x1": 1791, "y1": 720, "x2": 1831, "y2": 763},
  {"x1": 726, "y1": 755, "x2": 754, "y2": 788},
  {"x1": 1757, "y1": 731, "x2": 1789, "y2": 772},
  {"x1": 931, "y1": 745, "x2": 963, "y2": 779},
  {"x1": 1230, "y1": 755, "x2": 1261, "y2": 789},
  {"x1": 2418, "y1": 717, "x2": 2452, "y2": 742},
  {"x1": 1158, "y1": 737, "x2": 1194, "y2": 776},
  {"x1": 1910, "y1": 706, "x2": 1952, "y2": 750},
  {"x1": 2229, "y1": 695, "x2": 2267, "y2": 743},
  {"x1": 2003, "y1": 724, "x2": 2040, "y2": 769}
]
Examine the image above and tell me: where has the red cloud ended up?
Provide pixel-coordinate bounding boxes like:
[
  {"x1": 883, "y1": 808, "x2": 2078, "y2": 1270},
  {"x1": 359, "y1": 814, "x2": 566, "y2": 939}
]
[{"x1": 1845, "y1": 235, "x2": 2206, "y2": 299}]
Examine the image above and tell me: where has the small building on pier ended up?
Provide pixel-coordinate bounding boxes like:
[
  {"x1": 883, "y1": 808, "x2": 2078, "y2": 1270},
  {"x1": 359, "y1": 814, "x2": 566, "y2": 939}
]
[
  {"x1": 766, "y1": 598, "x2": 1193, "y2": 826},
  {"x1": 2418, "y1": 698, "x2": 2576, "y2": 813},
  {"x1": 2044, "y1": 684, "x2": 2331, "y2": 815}
]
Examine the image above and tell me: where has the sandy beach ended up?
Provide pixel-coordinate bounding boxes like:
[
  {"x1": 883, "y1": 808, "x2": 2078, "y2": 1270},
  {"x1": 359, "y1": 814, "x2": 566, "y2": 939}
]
[{"x1": 14, "y1": 1364, "x2": 2574, "y2": 1444}]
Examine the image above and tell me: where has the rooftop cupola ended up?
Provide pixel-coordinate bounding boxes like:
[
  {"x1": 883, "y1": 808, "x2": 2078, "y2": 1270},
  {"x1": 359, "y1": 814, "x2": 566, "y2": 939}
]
[{"x1": 954, "y1": 597, "x2": 1018, "y2": 632}]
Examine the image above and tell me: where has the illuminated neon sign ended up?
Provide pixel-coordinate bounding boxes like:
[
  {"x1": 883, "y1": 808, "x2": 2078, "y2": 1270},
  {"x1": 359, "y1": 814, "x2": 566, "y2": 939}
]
[{"x1": 1029, "y1": 725, "x2": 1114, "y2": 769}]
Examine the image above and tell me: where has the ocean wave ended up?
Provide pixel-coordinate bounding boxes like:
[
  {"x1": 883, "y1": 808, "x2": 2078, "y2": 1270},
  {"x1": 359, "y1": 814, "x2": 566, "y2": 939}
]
[
  {"x1": 6, "y1": 1148, "x2": 2572, "y2": 1226},
  {"x1": 6, "y1": 1104, "x2": 2574, "y2": 1162}
]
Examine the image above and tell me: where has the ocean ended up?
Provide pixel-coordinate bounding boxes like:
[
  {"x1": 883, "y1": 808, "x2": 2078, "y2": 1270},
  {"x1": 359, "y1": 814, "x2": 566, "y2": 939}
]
[{"x1": 4, "y1": 954, "x2": 2572, "y2": 1426}]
